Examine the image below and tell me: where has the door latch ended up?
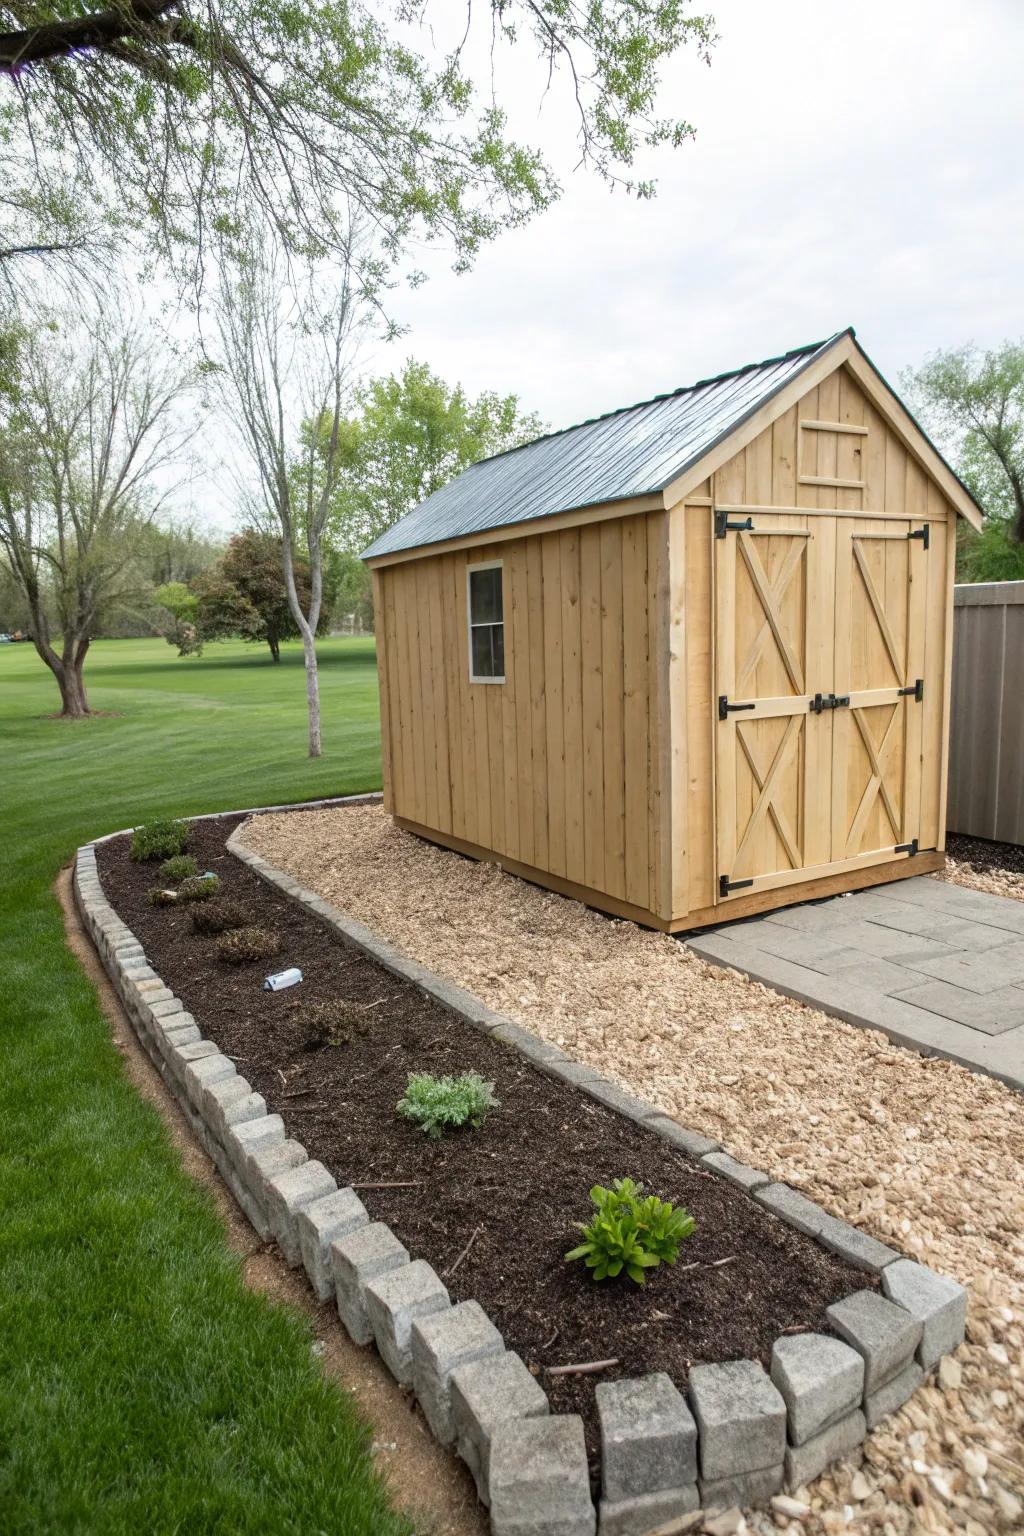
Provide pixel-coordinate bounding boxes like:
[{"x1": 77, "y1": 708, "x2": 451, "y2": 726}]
[
  {"x1": 907, "y1": 525, "x2": 930, "y2": 550},
  {"x1": 809, "y1": 692, "x2": 850, "y2": 714},
  {"x1": 718, "y1": 695, "x2": 757, "y2": 720},
  {"x1": 715, "y1": 510, "x2": 755, "y2": 539},
  {"x1": 898, "y1": 678, "x2": 924, "y2": 702},
  {"x1": 719, "y1": 874, "x2": 755, "y2": 898},
  {"x1": 894, "y1": 838, "x2": 919, "y2": 856}
]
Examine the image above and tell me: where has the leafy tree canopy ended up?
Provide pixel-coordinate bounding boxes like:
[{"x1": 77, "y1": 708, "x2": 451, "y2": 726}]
[
  {"x1": 324, "y1": 356, "x2": 545, "y2": 551},
  {"x1": 186, "y1": 527, "x2": 330, "y2": 660},
  {"x1": 0, "y1": 0, "x2": 716, "y2": 296},
  {"x1": 904, "y1": 341, "x2": 1024, "y2": 581}
]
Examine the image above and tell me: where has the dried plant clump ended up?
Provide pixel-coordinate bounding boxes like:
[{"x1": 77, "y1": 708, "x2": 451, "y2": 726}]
[
  {"x1": 300, "y1": 998, "x2": 375, "y2": 1050},
  {"x1": 216, "y1": 925, "x2": 283, "y2": 965},
  {"x1": 177, "y1": 874, "x2": 221, "y2": 903},
  {"x1": 191, "y1": 898, "x2": 250, "y2": 936},
  {"x1": 159, "y1": 854, "x2": 199, "y2": 882},
  {"x1": 148, "y1": 887, "x2": 179, "y2": 908}
]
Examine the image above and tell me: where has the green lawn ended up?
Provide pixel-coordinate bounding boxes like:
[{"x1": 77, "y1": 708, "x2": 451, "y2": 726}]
[{"x1": 0, "y1": 636, "x2": 412, "y2": 1534}]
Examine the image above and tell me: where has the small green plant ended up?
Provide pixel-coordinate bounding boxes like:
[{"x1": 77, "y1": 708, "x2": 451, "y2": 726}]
[
  {"x1": 159, "y1": 854, "x2": 198, "y2": 882},
  {"x1": 191, "y1": 898, "x2": 249, "y2": 936},
  {"x1": 396, "y1": 1072, "x2": 498, "y2": 1138},
  {"x1": 216, "y1": 925, "x2": 283, "y2": 965},
  {"x1": 177, "y1": 874, "x2": 220, "y2": 903},
  {"x1": 565, "y1": 1178, "x2": 695, "y2": 1285},
  {"x1": 130, "y1": 818, "x2": 190, "y2": 862}
]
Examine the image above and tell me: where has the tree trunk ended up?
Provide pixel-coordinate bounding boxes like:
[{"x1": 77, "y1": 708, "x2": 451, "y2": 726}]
[
  {"x1": 281, "y1": 535, "x2": 323, "y2": 757},
  {"x1": 268, "y1": 632, "x2": 281, "y2": 662},
  {"x1": 33, "y1": 633, "x2": 91, "y2": 717},
  {"x1": 302, "y1": 628, "x2": 322, "y2": 758}
]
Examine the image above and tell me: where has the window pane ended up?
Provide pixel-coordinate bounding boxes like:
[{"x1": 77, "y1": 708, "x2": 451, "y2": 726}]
[
  {"x1": 469, "y1": 566, "x2": 503, "y2": 625},
  {"x1": 471, "y1": 622, "x2": 504, "y2": 679}
]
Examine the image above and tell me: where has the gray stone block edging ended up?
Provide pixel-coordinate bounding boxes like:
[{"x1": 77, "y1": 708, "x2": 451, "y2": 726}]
[{"x1": 71, "y1": 814, "x2": 970, "y2": 1531}]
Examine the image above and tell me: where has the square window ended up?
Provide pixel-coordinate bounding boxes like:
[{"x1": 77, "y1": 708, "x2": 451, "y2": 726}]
[{"x1": 468, "y1": 563, "x2": 505, "y2": 682}]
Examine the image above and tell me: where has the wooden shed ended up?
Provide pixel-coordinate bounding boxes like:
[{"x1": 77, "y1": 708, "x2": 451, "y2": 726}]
[{"x1": 362, "y1": 330, "x2": 983, "y2": 932}]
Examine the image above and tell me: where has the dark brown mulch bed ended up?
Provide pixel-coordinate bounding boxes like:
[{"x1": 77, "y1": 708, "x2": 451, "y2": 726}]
[
  {"x1": 98, "y1": 814, "x2": 878, "y2": 1481},
  {"x1": 947, "y1": 833, "x2": 1024, "y2": 878}
]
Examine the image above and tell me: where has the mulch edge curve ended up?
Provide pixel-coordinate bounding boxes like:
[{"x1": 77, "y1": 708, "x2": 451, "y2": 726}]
[{"x1": 71, "y1": 795, "x2": 969, "y2": 1530}]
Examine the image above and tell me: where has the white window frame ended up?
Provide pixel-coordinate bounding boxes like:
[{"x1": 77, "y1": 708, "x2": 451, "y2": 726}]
[{"x1": 466, "y1": 559, "x2": 506, "y2": 684}]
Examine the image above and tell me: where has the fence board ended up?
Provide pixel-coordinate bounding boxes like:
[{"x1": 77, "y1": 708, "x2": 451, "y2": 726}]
[{"x1": 949, "y1": 581, "x2": 1024, "y2": 844}]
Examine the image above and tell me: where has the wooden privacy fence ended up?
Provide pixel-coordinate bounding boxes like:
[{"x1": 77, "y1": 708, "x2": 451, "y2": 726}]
[{"x1": 948, "y1": 581, "x2": 1024, "y2": 844}]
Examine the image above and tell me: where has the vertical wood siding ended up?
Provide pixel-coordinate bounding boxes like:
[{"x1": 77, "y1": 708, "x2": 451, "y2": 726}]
[{"x1": 376, "y1": 512, "x2": 668, "y2": 918}]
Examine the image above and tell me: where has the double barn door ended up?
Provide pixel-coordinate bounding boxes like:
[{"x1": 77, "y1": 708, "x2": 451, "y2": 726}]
[{"x1": 715, "y1": 510, "x2": 932, "y2": 904}]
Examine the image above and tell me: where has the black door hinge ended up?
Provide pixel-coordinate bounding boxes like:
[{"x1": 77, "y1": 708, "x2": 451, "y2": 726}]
[
  {"x1": 715, "y1": 510, "x2": 755, "y2": 539},
  {"x1": 718, "y1": 695, "x2": 756, "y2": 720},
  {"x1": 908, "y1": 525, "x2": 930, "y2": 550},
  {"x1": 894, "y1": 838, "x2": 919, "y2": 855},
  {"x1": 719, "y1": 874, "x2": 755, "y2": 898},
  {"x1": 809, "y1": 692, "x2": 850, "y2": 714},
  {"x1": 898, "y1": 678, "x2": 924, "y2": 702}
]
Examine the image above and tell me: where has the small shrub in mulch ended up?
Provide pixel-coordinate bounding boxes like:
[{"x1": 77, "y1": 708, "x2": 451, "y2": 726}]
[
  {"x1": 148, "y1": 887, "x2": 179, "y2": 907},
  {"x1": 216, "y1": 925, "x2": 283, "y2": 965},
  {"x1": 397, "y1": 1071, "x2": 499, "y2": 1138},
  {"x1": 298, "y1": 998, "x2": 376, "y2": 1050},
  {"x1": 159, "y1": 854, "x2": 199, "y2": 883},
  {"x1": 191, "y1": 898, "x2": 250, "y2": 936},
  {"x1": 177, "y1": 874, "x2": 220, "y2": 904},
  {"x1": 130, "y1": 818, "x2": 190, "y2": 862},
  {"x1": 565, "y1": 1177, "x2": 695, "y2": 1286}
]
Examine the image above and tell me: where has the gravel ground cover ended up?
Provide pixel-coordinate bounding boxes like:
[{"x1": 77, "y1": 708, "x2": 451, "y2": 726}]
[
  {"x1": 238, "y1": 806, "x2": 1024, "y2": 1536},
  {"x1": 97, "y1": 817, "x2": 869, "y2": 1488},
  {"x1": 944, "y1": 835, "x2": 1024, "y2": 904}
]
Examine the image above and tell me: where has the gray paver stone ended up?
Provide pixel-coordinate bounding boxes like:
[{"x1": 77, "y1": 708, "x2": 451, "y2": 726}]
[
  {"x1": 265, "y1": 1160, "x2": 336, "y2": 1266},
  {"x1": 700, "y1": 1152, "x2": 770, "y2": 1193},
  {"x1": 699, "y1": 1463, "x2": 784, "y2": 1512},
  {"x1": 201, "y1": 1074, "x2": 252, "y2": 1125},
  {"x1": 596, "y1": 1372, "x2": 697, "y2": 1499},
  {"x1": 226, "y1": 1114, "x2": 285, "y2": 1173},
  {"x1": 296, "y1": 1188, "x2": 369, "y2": 1300},
  {"x1": 688, "y1": 1360, "x2": 786, "y2": 1479},
  {"x1": 825, "y1": 1290, "x2": 922, "y2": 1393},
  {"x1": 183, "y1": 1051, "x2": 237, "y2": 1107},
  {"x1": 242, "y1": 1138, "x2": 307, "y2": 1205},
  {"x1": 332, "y1": 1223, "x2": 409, "y2": 1345},
  {"x1": 816, "y1": 1217, "x2": 900, "y2": 1274},
  {"x1": 364, "y1": 1259, "x2": 450, "y2": 1385},
  {"x1": 149, "y1": 997, "x2": 184, "y2": 1020},
  {"x1": 160, "y1": 1020, "x2": 201, "y2": 1051},
  {"x1": 641, "y1": 1115, "x2": 720, "y2": 1158},
  {"x1": 864, "y1": 1358, "x2": 925, "y2": 1431},
  {"x1": 784, "y1": 1409, "x2": 866, "y2": 1491},
  {"x1": 770, "y1": 1333, "x2": 864, "y2": 1445},
  {"x1": 209, "y1": 1090, "x2": 267, "y2": 1140},
  {"x1": 488, "y1": 1415, "x2": 595, "y2": 1536},
  {"x1": 597, "y1": 1484, "x2": 699, "y2": 1536},
  {"x1": 411, "y1": 1299, "x2": 504, "y2": 1443},
  {"x1": 754, "y1": 1184, "x2": 829, "y2": 1236},
  {"x1": 450, "y1": 1350, "x2": 549, "y2": 1505},
  {"x1": 881, "y1": 1260, "x2": 968, "y2": 1369},
  {"x1": 171, "y1": 1039, "x2": 220, "y2": 1075}
]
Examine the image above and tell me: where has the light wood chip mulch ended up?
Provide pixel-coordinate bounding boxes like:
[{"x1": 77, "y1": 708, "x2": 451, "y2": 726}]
[{"x1": 238, "y1": 806, "x2": 1024, "y2": 1536}]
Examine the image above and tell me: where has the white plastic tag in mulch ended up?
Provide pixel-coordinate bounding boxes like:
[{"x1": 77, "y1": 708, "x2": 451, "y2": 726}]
[{"x1": 263, "y1": 967, "x2": 303, "y2": 992}]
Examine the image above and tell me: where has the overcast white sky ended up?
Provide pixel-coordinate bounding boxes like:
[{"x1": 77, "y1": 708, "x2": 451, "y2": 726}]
[
  {"x1": 386, "y1": 0, "x2": 1024, "y2": 428},
  {"x1": 197, "y1": 0, "x2": 1024, "y2": 525}
]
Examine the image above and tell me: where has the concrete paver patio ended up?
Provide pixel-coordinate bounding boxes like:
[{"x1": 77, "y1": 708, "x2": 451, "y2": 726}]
[{"x1": 685, "y1": 876, "x2": 1024, "y2": 1091}]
